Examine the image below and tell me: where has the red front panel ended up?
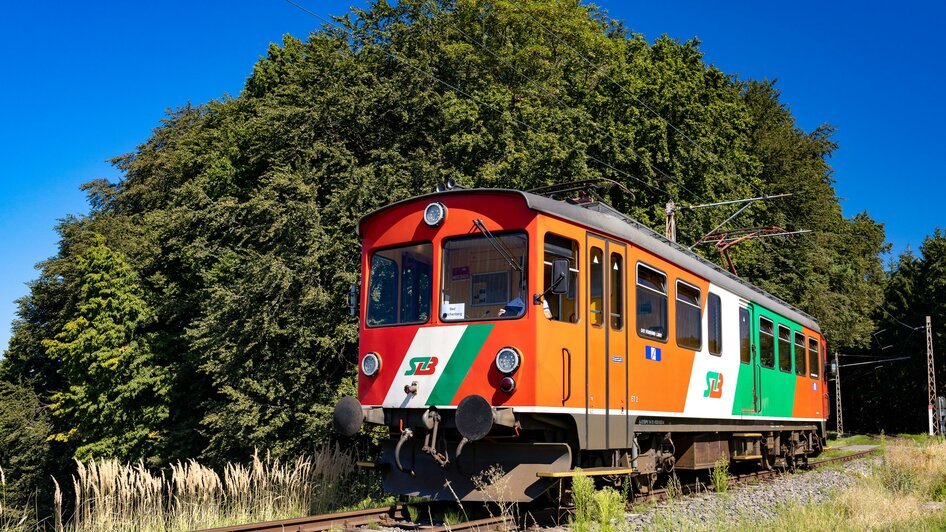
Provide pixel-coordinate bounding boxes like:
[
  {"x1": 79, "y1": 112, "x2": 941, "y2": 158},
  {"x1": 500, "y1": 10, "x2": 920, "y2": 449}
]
[{"x1": 357, "y1": 192, "x2": 539, "y2": 408}]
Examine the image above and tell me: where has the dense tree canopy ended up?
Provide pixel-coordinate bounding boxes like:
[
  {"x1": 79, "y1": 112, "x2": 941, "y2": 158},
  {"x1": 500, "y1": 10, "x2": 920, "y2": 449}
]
[{"x1": 1, "y1": 0, "x2": 895, "y2": 495}]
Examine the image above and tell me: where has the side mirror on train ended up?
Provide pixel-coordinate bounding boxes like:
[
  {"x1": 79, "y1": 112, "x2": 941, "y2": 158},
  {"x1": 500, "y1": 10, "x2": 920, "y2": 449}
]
[
  {"x1": 829, "y1": 360, "x2": 838, "y2": 377},
  {"x1": 551, "y1": 258, "x2": 570, "y2": 295},
  {"x1": 348, "y1": 283, "x2": 360, "y2": 317}
]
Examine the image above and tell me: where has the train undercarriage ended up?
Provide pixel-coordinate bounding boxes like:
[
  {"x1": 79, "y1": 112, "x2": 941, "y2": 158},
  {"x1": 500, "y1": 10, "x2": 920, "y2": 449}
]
[{"x1": 338, "y1": 398, "x2": 827, "y2": 502}]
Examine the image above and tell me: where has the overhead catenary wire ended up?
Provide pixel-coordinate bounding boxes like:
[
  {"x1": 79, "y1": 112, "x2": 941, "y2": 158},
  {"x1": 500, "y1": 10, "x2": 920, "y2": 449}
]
[
  {"x1": 879, "y1": 305, "x2": 924, "y2": 331},
  {"x1": 838, "y1": 353, "x2": 910, "y2": 359},
  {"x1": 673, "y1": 193, "x2": 794, "y2": 213},
  {"x1": 838, "y1": 356, "x2": 911, "y2": 368},
  {"x1": 282, "y1": 0, "x2": 674, "y2": 201}
]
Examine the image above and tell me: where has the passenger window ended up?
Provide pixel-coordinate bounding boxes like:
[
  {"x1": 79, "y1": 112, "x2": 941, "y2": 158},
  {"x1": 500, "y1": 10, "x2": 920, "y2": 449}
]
[
  {"x1": 778, "y1": 325, "x2": 792, "y2": 373},
  {"x1": 610, "y1": 253, "x2": 624, "y2": 330},
  {"x1": 759, "y1": 317, "x2": 775, "y2": 368},
  {"x1": 543, "y1": 234, "x2": 579, "y2": 323},
  {"x1": 636, "y1": 263, "x2": 668, "y2": 341},
  {"x1": 808, "y1": 337, "x2": 820, "y2": 378},
  {"x1": 590, "y1": 247, "x2": 604, "y2": 327},
  {"x1": 708, "y1": 293, "x2": 722, "y2": 356},
  {"x1": 676, "y1": 280, "x2": 702, "y2": 350},
  {"x1": 739, "y1": 307, "x2": 750, "y2": 364},
  {"x1": 794, "y1": 332, "x2": 807, "y2": 376}
]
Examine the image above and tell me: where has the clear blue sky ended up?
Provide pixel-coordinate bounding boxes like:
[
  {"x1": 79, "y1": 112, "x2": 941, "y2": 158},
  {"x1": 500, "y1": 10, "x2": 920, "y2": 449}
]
[{"x1": 1, "y1": 0, "x2": 943, "y2": 351}]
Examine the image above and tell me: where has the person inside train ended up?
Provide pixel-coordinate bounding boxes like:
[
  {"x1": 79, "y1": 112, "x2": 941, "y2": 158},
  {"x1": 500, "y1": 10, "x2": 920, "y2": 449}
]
[{"x1": 497, "y1": 295, "x2": 525, "y2": 317}]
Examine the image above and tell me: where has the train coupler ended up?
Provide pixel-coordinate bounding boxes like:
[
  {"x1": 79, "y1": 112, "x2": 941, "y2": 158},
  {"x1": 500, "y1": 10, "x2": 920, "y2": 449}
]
[{"x1": 421, "y1": 408, "x2": 450, "y2": 468}]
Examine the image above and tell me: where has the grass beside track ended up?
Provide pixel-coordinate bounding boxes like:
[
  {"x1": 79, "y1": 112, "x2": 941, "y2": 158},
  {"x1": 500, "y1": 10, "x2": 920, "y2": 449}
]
[
  {"x1": 827, "y1": 433, "x2": 877, "y2": 447},
  {"x1": 819, "y1": 433, "x2": 881, "y2": 459}
]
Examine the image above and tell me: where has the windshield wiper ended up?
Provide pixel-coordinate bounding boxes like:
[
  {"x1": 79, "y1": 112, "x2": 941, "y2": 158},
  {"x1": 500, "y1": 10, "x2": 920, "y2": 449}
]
[{"x1": 472, "y1": 219, "x2": 522, "y2": 272}]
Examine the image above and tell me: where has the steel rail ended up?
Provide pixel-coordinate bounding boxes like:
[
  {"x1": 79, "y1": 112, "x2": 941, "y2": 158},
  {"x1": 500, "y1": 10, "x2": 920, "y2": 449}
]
[
  {"x1": 198, "y1": 504, "x2": 412, "y2": 532},
  {"x1": 636, "y1": 448, "x2": 876, "y2": 504},
  {"x1": 198, "y1": 502, "x2": 513, "y2": 532}
]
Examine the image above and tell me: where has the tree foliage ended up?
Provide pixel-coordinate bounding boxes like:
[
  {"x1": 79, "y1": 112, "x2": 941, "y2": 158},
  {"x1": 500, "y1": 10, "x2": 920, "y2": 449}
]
[
  {"x1": 1, "y1": 0, "x2": 888, "y2": 470},
  {"x1": 0, "y1": 381, "x2": 52, "y2": 511},
  {"x1": 41, "y1": 234, "x2": 169, "y2": 463}
]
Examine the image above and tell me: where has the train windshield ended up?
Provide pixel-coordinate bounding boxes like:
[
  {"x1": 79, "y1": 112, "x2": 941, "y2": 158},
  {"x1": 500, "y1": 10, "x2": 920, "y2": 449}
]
[
  {"x1": 366, "y1": 242, "x2": 433, "y2": 327},
  {"x1": 440, "y1": 232, "x2": 528, "y2": 321}
]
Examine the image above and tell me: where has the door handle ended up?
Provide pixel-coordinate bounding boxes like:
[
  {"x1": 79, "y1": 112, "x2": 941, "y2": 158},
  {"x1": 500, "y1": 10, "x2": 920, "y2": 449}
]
[
  {"x1": 755, "y1": 345, "x2": 762, "y2": 413},
  {"x1": 562, "y1": 347, "x2": 572, "y2": 403}
]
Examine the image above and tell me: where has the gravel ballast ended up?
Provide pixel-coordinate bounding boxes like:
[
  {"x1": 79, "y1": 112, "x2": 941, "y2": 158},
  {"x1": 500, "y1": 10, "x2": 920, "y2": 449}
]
[{"x1": 624, "y1": 458, "x2": 875, "y2": 530}]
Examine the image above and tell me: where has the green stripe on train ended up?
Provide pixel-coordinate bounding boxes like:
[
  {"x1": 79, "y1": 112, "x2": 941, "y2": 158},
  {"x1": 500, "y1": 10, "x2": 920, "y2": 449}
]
[
  {"x1": 426, "y1": 324, "x2": 494, "y2": 405},
  {"x1": 732, "y1": 305, "x2": 800, "y2": 417}
]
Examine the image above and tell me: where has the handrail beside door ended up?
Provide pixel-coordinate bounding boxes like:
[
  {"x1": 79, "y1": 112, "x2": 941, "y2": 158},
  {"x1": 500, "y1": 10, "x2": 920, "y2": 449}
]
[{"x1": 562, "y1": 347, "x2": 572, "y2": 403}]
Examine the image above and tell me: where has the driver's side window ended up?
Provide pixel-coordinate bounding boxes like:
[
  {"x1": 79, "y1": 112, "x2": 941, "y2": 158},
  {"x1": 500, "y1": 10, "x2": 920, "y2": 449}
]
[{"x1": 543, "y1": 233, "x2": 579, "y2": 323}]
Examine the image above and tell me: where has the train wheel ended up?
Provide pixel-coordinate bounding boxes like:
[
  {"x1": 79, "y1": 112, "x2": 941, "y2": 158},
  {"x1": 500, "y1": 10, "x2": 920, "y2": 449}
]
[
  {"x1": 635, "y1": 473, "x2": 657, "y2": 495},
  {"x1": 760, "y1": 447, "x2": 775, "y2": 470}
]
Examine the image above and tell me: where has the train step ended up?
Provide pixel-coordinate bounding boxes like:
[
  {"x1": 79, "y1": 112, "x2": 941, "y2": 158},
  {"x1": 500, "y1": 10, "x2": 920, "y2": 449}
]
[{"x1": 536, "y1": 466, "x2": 636, "y2": 478}]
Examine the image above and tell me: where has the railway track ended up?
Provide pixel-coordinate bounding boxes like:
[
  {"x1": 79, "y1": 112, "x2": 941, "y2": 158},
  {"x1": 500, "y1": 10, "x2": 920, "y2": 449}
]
[
  {"x1": 809, "y1": 448, "x2": 876, "y2": 467},
  {"x1": 200, "y1": 502, "x2": 512, "y2": 532},
  {"x1": 638, "y1": 448, "x2": 877, "y2": 504},
  {"x1": 202, "y1": 449, "x2": 875, "y2": 532}
]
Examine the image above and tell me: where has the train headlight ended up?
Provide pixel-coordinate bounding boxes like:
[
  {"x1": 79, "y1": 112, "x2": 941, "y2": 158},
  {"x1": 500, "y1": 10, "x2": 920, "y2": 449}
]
[
  {"x1": 423, "y1": 202, "x2": 447, "y2": 226},
  {"x1": 495, "y1": 347, "x2": 521, "y2": 375},
  {"x1": 361, "y1": 352, "x2": 381, "y2": 377}
]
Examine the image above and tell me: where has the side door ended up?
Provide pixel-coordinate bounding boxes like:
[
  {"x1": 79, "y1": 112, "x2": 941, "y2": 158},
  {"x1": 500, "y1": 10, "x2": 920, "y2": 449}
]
[
  {"x1": 734, "y1": 301, "x2": 761, "y2": 415},
  {"x1": 585, "y1": 234, "x2": 628, "y2": 449}
]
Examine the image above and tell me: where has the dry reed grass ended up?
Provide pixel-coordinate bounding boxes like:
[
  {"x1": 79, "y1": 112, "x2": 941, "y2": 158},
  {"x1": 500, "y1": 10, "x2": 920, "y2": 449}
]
[
  {"x1": 56, "y1": 445, "x2": 355, "y2": 532},
  {"x1": 878, "y1": 438, "x2": 946, "y2": 500}
]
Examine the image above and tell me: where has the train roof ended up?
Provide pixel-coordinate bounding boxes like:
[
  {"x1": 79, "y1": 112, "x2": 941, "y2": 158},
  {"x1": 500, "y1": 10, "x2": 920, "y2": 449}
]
[{"x1": 358, "y1": 188, "x2": 821, "y2": 333}]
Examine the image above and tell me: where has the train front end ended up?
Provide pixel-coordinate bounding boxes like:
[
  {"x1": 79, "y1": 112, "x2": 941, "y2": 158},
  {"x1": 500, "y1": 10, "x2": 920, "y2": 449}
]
[{"x1": 332, "y1": 189, "x2": 570, "y2": 501}]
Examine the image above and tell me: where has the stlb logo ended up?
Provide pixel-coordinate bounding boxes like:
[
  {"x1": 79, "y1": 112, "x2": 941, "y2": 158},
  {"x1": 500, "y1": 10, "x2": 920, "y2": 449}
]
[
  {"x1": 703, "y1": 371, "x2": 724, "y2": 398},
  {"x1": 405, "y1": 356, "x2": 439, "y2": 376}
]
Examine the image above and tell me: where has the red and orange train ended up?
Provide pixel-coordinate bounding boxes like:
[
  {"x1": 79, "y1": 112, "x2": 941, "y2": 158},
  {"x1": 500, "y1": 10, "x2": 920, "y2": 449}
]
[{"x1": 334, "y1": 185, "x2": 829, "y2": 501}]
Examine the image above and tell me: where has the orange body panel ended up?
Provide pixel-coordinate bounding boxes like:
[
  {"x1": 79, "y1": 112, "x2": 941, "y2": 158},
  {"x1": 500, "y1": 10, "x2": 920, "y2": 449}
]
[
  {"x1": 625, "y1": 245, "x2": 708, "y2": 413},
  {"x1": 792, "y1": 327, "x2": 828, "y2": 418},
  {"x1": 534, "y1": 213, "x2": 710, "y2": 414}
]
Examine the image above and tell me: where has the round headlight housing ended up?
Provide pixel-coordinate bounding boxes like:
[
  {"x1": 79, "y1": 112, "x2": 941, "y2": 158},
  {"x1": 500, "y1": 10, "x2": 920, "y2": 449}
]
[
  {"x1": 495, "y1": 347, "x2": 521, "y2": 375},
  {"x1": 424, "y1": 202, "x2": 447, "y2": 226},
  {"x1": 361, "y1": 352, "x2": 381, "y2": 377}
]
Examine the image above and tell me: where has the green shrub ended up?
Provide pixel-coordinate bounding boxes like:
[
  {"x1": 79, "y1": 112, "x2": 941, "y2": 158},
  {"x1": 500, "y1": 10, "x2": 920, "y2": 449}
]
[
  {"x1": 594, "y1": 487, "x2": 625, "y2": 532},
  {"x1": 571, "y1": 470, "x2": 594, "y2": 532},
  {"x1": 711, "y1": 458, "x2": 730, "y2": 493}
]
